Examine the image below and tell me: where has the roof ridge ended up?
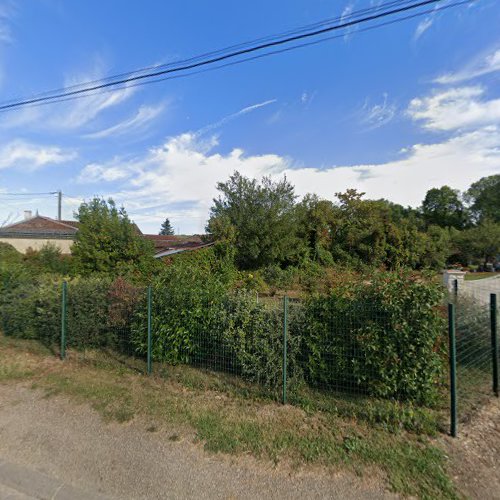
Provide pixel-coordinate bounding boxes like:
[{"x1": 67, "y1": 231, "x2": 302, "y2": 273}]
[
  {"x1": 0, "y1": 215, "x2": 78, "y2": 232},
  {"x1": 36, "y1": 216, "x2": 79, "y2": 231}
]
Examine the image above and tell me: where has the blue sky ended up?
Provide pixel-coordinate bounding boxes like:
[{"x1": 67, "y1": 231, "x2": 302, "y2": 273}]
[{"x1": 0, "y1": 0, "x2": 499, "y2": 234}]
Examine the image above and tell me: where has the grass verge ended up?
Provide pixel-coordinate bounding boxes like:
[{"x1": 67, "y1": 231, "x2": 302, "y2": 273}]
[
  {"x1": 464, "y1": 272, "x2": 500, "y2": 281},
  {"x1": 0, "y1": 333, "x2": 457, "y2": 499}
]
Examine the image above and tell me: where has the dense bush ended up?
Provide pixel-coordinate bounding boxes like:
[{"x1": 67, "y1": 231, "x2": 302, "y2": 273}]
[
  {"x1": 66, "y1": 276, "x2": 112, "y2": 349},
  {"x1": 1, "y1": 253, "x2": 446, "y2": 406},
  {"x1": 24, "y1": 243, "x2": 74, "y2": 275},
  {"x1": 0, "y1": 242, "x2": 23, "y2": 265},
  {"x1": 0, "y1": 274, "x2": 145, "y2": 353},
  {"x1": 135, "y1": 248, "x2": 236, "y2": 363},
  {"x1": 302, "y1": 272, "x2": 446, "y2": 405},
  {"x1": 220, "y1": 293, "x2": 304, "y2": 388},
  {"x1": 0, "y1": 275, "x2": 60, "y2": 346}
]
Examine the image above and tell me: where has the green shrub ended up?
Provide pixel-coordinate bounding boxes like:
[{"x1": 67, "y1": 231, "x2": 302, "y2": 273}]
[
  {"x1": 24, "y1": 243, "x2": 74, "y2": 275},
  {"x1": 1, "y1": 256, "x2": 447, "y2": 407},
  {"x1": 220, "y1": 293, "x2": 303, "y2": 388},
  {"x1": 66, "y1": 276, "x2": 112, "y2": 349},
  {"x1": 135, "y1": 248, "x2": 235, "y2": 363},
  {"x1": 0, "y1": 274, "x2": 145, "y2": 354},
  {"x1": 0, "y1": 275, "x2": 61, "y2": 345},
  {"x1": 0, "y1": 242, "x2": 22, "y2": 265},
  {"x1": 302, "y1": 272, "x2": 445, "y2": 405}
]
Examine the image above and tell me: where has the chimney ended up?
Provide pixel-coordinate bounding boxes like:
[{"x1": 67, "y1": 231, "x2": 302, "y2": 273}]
[{"x1": 24, "y1": 210, "x2": 32, "y2": 220}]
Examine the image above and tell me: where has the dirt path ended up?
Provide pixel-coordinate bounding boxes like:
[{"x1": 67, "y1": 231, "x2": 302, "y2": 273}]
[
  {"x1": 441, "y1": 396, "x2": 500, "y2": 500},
  {"x1": 0, "y1": 384, "x2": 394, "y2": 500}
]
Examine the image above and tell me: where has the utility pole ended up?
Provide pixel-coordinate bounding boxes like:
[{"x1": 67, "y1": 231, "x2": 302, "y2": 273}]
[{"x1": 57, "y1": 190, "x2": 62, "y2": 220}]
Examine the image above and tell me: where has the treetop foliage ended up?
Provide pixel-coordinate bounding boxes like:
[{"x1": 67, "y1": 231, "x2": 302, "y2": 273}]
[
  {"x1": 207, "y1": 172, "x2": 499, "y2": 271},
  {"x1": 72, "y1": 197, "x2": 157, "y2": 278}
]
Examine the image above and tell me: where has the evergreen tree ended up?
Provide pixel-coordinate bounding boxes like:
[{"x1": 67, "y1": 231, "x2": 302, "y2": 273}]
[{"x1": 159, "y1": 218, "x2": 174, "y2": 235}]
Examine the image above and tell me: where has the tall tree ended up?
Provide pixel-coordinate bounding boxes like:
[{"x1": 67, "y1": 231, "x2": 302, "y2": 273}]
[
  {"x1": 453, "y1": 219, "x2": 500, "y2": 266},
  {"x1": 207, "y1": 171, "x2": 302, "y2": 269},
  {"x1": 330, "y1": 190, "x2": 425, "y2": 269},
  {"x1": 295, "y1": 194, "x2": 336, "y2": 264},
  {"x1": 159, "y1": 218, "x2": 174, "y2": 235},
  {"x1": 72, "y1": 197, "x2": 155, "y2": 276},
  {"x1": 421, "y1": 186, "x2": 468, "y2": 229},
  {"x1": 465, "y1": 174, "x2": 500, "y2": 223}
]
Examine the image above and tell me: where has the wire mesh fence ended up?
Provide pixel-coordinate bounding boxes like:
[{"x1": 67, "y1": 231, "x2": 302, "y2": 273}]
[
  {"x1": 64, "y1": 278, "x2": 148, "y2": 372},
  {"x1": 449, "y1": 277, "x2": 499, "y2": 426},
  {"x1": 0, "y1": 275, "x2": 498, "y2": 437}
]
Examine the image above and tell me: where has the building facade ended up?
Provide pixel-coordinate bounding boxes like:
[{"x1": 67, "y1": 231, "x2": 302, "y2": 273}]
[{"x1": 0, "y1": 214, "x2": 78, "y2": 254}]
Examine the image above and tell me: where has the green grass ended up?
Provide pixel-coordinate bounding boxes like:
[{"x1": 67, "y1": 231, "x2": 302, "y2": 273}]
[
  {"x1": 0, "y1": 333, "x2": 457, "y2": 499},
  {"x1": 464, "y1": 272, "x2": 500, "y2": 281},
  {"x1": 0, "y1": 363, "x2": 34, "y2": 381}
]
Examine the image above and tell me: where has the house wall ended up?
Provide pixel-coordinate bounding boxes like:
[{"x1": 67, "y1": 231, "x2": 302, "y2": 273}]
[{"x1": 0, "y1": 237, "x2": 74, "y2": 254}]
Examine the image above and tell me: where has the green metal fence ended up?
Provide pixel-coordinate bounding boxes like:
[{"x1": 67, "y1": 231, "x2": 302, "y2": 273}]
[
  {"x1": 447, "y1": 277, "x2": 499, "y2": 436},
  {"x1": 1, "y1": 278, "x2": 498, "y2": 437}
]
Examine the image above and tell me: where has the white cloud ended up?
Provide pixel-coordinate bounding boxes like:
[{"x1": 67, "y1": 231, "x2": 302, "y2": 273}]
[
  {"x1": 414, "y1": 17, "x2": 433, "y2": 41},
  {"x1": 435, "y1": 47, "x2": 500, "y2": 84},
  {"x1": 196, "y1": 99, "x2": 276, "y2": 136},
  {"x1": 361, "y1": 93, "x2": 396, "y2": 129},
  {"x1": 284, "y1": 127, "x2": 500, "y2": 207},
  {"x1": 53, "y1": 85, "x2": 134, "y2": 130},
  {"x1": 300, "y1": 91, "x2": 317, "y2": 107},
  {"x1": 0, "y1": 25, "x2": 11, "y2": 43},
  {"x1": 0, "y1": 140, "x2": 76, "y2": 170},
  {"x1": 407, "y1": 86, "x2": 500, "y2": 131},
  {"x1": 0, "y1": 0, "x2": 16, "y2": 88},
  {"x1": 340, "y1": 2, "x2": 357, "y2": 41},
  {"x1": 81, "y1": 124, "x2": 500, "y2": 233},
  {"x1": 0, "y1": 1, "x2": 15, "y2": 44},
  {"x1": 341, "y1": 3, "x2": 354, "y2": 20},
  {"x1": 2, "y1": 60, "x2": 137, "y2": 130},
  {"x1": 84, "y1": 103, "x2": 165, "y2": 139},
  {"x1": 77, "y1": 157, "x2": 142, "y2": 183}
]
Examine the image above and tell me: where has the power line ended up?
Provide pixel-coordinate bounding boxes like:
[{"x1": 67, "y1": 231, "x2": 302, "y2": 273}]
[
  {"x1": 0, "y1": 191, "x2": 57, "y2": 196},
  {"x1": 0, "y1": 0, "x2": 463, "y2": 112},
  {"x1": 0, "y1": 0, "x2": 416, "y2": 105},
  {"x1": 4, "y1": 0, "x2": 468, "y2": 114}
]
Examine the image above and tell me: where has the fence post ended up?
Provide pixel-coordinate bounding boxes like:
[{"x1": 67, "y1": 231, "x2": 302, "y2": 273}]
[
  {"x1": 282, "y1": 295, "x2": 288, "y2": 405},
  {"x1": 453, "y1": 279, "x2": 458, "y2": 298},
  {"x1": 491, "y1": 294, "x2": 498, "y2": 397},
  {"x1": 60, "y1": 281, "x2": 67, "y2": 360},
  {"x1": 147, "y1": 285, "x2": 152, "y2": 375},
  {"x1": 448, "y1": 303, "x2": 457, "y2": 437}
]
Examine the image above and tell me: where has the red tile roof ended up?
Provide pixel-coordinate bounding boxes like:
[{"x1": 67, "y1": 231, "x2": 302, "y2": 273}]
[
  {"x1": 0, "y1": 216, "x2": 79, "y2": 236},
  {"x1": 143, "y1": 234, "x2": 203, "y2": 252}
]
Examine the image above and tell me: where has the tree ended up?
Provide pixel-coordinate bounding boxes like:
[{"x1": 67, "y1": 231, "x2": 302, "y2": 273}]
[
  {"x1": 329, "y1": 191, "x2": 426, "y2": 269},
  {"x1": 465, "y1": 174, "x2": 500, "y2": 223},
  {"x1": 418, "y1": 225, "x2": 452, "y2": 270},
  {"x1": 453, "y1": 219, "x2": 500, "y2": 266},
  {"x1": 295, "y1": 194, "x2": 336, "y2": 264},
  {"x1": 159, "y1": 218, "x2": 174, "y2": 235},
  {"x1": 207, "y1": 172, "x2": 303, "y2": 269},
  {"x1": 72, "y1": 197, "x2": 156, "y2": 277},
  {"x1": 421, "y1": 186, "x2": 468, "y2": 229}
]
